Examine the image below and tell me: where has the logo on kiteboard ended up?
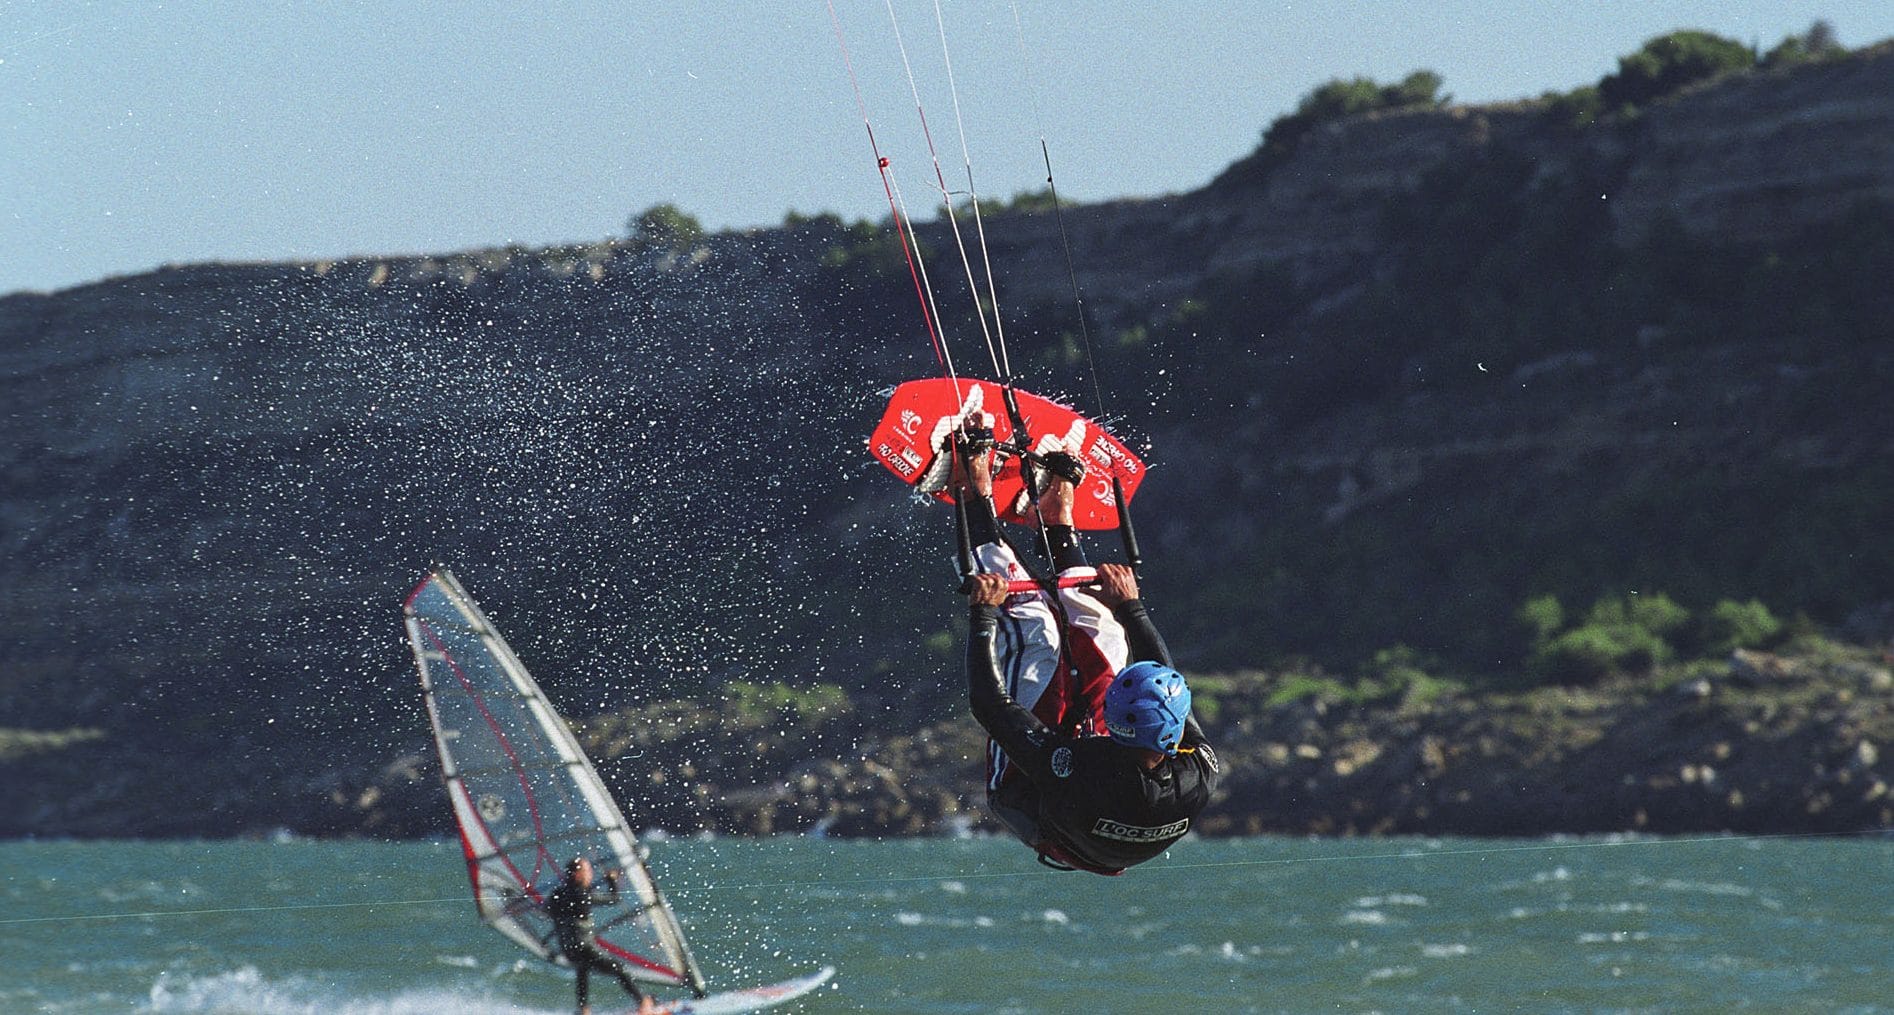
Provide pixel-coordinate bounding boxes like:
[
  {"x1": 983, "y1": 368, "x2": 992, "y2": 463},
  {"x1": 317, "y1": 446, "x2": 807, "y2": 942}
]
[
  {"x1": 1051, "y1": 747, "x2": 1073, "y2": 778},
  {"x1": 876, "y1": 442, "x2": 921, "y2": 478}
]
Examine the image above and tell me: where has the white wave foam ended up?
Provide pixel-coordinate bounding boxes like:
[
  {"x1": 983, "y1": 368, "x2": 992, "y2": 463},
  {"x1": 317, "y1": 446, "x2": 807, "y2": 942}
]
[
  {"x1": 147, "y1": 966, "x2": 555, "y2": 1015},
  {"x1": 1575, "y1": 930, "x2": 1651, "y2": 945},
  {"x1": 1353, "y1": 893, "x2": 1427, "y2": 907},
  {"x1": 1365, "y1": 965, "x2": 1417, "y2": 982},
  {"x1": 1636, "y1": 876, "x2": 1754, "y2": 897},
  {"x1": 1215, "y1": 941, "x2": 1255, "y2": 963},
  {"x1": 892, "y1": 911, "x2": 992, "y2": 929}
]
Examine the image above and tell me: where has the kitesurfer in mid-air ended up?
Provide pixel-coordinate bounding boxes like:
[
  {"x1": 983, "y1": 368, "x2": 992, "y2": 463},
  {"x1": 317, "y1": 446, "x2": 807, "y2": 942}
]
[
  {"x1": 949, "y1": 417, "x2": 1219, "y2": 875},
  {"x1": 547, "y1": 857, "x2": 665, "y2": 1015}
]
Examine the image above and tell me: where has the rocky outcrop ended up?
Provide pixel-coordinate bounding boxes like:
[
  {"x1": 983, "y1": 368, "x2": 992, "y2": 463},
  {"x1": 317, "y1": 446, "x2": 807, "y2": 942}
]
[
  {"x1": 1202, "y1": 646, "x2": 1894, "y2": 837},
  {"x1": 989, "y1": 44, "x2": 1894, "y2": 318},
  {"x1": 1610, "y1": 42, "x2": 1894, "y2": 243},
  {"x1": 4, "y1": 46, "x2": 1894, "y2": 839},
  {"x1": 228, "y1": 641, "x2": 1894, "y2": 842}
]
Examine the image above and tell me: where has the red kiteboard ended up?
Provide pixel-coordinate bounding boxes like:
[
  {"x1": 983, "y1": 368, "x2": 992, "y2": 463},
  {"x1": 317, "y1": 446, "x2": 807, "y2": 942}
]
[{"x1": 869, "y1": 377, "x2": 1146, "y2": 531}]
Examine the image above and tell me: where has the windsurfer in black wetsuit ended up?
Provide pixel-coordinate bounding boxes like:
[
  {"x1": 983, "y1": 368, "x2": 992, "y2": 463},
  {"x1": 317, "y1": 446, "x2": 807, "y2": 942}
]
[
  {"x1": 546, "y1": 857, "x2": 663, "y2": 1015},
  {"x1": 950, "y1": 419, "x2": 1219, "y2": 874}
]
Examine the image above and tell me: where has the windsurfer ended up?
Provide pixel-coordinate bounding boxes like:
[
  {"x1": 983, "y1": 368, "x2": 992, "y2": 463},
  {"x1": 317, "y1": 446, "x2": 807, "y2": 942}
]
[
  {"x1": 950, "y1": 419, "x2": 1219, "y2": 874},
  {"x1": 547, "y1": 857, "x2": 664, "y2": 1015}
]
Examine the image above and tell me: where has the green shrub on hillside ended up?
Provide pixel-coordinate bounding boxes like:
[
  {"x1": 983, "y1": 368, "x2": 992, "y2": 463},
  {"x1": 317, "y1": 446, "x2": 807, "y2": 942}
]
[
  {"x1": 1216, "y1": 70, "x2": 1448, "y2": 185},
  {"x1": 0, "y1": 726, "x2": 106, "y2": 762},
  {"x1": 1515, "y1": 595, "x2": 1564, "y2": 647},
  {"x1": 721, "y1": 680, "x2": 851, "y2": 728},
  {"x1": 1519, "y1": 592, "x2": 1790, "y2": 684},
  {"x1": 1540, "y1": 85, "x2": 1603, "y2": 129},
  {"x1": 1598, "y1": 30, "x2": 1755, "y2": 115},
  {"x1": 627, "y1": 203, "x2": 704, "y2": 251},
  {"x1": 1762, "y1": 20, "x2": 1845, "y2": 69},
  {"x1": 1535, "y1": 621, "x2": 1669, "y2": 684},
  {"x1": 1262, "y1": 647, "x2": 1458, "y2": 708},
  {"x1": 1265, "y1": 671, "x2": 1346, "y2": 708},
  {"x1": 781, "y1": 209, "x2": 843, "y2": 230},
  {"x1": 815, "y1": 217, "x2": 913, "y2": 282},
  {"x1": 1615, "y1": 593, "x2": 1691, "y2": 638},
  {"x1": 1367, "y1": 645, "x2": 1461, "y2": 708},
  {"x1": 1537, "y1": 24, "x2": 1849, "y2": 127},
  {"x1": 1701, "y1": 599, "x2": 1784, "y2": 655},
  {"x1": 1527, "y1": 593, "x2": 1687, "y2": 684},
  {"x1": 944, "y1": 189, "x2": 1061, "y2": 219}
]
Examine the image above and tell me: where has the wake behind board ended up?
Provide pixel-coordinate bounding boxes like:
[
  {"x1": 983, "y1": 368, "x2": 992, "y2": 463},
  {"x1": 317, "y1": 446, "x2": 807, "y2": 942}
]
[
  {"x1": 613, "y1": 966, "x2": 835, "y2": 1014},
  {"x1": 869, "y1": 377, "x2": 1145, "y2": 530}
]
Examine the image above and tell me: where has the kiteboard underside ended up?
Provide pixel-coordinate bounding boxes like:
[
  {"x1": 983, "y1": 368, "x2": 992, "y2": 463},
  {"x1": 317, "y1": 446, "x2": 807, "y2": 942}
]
[{"x1": 869, "y1": 377, "x2": 1145, "y2": 530}]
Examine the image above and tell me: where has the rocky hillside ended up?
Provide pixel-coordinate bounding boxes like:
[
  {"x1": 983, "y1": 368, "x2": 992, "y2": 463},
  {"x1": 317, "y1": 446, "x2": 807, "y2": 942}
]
[{"x1": 3, "y1": 41, "x2": 1892, "y2": 838}]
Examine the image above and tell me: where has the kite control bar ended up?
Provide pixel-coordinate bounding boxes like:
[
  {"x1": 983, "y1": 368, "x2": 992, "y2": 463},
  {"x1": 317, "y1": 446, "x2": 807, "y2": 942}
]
[{"x1": 1004, "y1": 573, "x2": 1100, "y2": 594}]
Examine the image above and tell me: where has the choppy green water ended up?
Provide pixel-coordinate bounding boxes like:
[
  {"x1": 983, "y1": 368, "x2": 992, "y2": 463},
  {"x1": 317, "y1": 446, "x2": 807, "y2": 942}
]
[{"x1": 2, "y1": 835, "x2": 1890, "y2": 1013}]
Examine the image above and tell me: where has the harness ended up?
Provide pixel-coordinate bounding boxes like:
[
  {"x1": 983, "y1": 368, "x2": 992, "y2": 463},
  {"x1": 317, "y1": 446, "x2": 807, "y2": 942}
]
[{"x1": 1034, "y1": 837, "x2": 1125, "y2": 877}]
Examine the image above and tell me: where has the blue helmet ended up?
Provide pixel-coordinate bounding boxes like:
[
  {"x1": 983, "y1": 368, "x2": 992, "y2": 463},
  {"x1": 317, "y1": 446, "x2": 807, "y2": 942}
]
[{"x1": 1104, "y1": 662, "x2": 1192, "y2": 755}]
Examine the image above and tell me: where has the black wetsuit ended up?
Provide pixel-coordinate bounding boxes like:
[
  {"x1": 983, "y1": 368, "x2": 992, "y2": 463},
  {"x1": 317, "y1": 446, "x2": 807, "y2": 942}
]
[
  {"x1": 545, "y1": 874, "x2": 644, "y2": 1009},
  {"x1": 968, "y1": 591, "x2": 1221, "y2": 873}
]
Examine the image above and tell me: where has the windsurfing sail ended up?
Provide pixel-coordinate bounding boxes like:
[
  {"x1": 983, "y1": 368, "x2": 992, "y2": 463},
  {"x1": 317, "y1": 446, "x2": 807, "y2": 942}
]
[{"x1": 403, "y1": 568, "x2": 707, "y2": 996}]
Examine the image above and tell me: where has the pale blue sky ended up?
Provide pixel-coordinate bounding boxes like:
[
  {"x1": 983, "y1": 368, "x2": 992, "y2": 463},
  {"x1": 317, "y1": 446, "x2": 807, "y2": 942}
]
[{"x1": 4, "y1": 1, "x2": 1890, "y2": 295}]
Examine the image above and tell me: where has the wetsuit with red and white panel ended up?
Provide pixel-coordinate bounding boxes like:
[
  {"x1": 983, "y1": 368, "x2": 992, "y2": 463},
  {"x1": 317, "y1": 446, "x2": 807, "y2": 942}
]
[{"x1": 961, "y1": 496, "x2": 1219, "y2": 873}]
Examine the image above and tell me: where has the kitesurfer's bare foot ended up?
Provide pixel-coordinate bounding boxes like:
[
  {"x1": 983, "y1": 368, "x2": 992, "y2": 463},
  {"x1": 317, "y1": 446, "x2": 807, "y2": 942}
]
[
  {"x1": 1022, "y1": 444, "x2": 1084, "y2": 525},
  {"x1": 948, "y1": 414, "x2": 996, "y2": 498},
  {"x1": 1036, "y1": 473, "x2": 1077, "y2": 528}
]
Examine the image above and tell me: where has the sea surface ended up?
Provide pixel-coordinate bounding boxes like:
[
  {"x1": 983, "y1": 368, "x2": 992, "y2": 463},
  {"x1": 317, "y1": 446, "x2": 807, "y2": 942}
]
[{"x1": 2, "y1": 835, "x2": 1890, "y2": 1013}]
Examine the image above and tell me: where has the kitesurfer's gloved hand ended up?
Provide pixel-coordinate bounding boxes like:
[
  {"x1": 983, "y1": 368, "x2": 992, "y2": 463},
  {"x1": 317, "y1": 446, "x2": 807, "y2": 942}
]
[
  {"x1": 1093, "y1": 563, "x2": 1139, "y2": 608},
  {"x1": 968, "y1": 572, "x2": 1008, "y2": 608}
]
